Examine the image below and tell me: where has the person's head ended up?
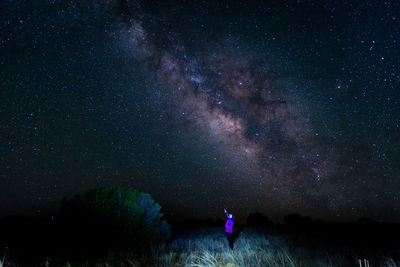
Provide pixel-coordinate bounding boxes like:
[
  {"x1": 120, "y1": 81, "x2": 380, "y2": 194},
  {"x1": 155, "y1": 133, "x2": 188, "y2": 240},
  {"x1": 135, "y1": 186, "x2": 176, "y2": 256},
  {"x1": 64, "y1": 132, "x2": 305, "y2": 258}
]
[{"x1": 229, "y1": 213, "x2": 233, "y2": 218}]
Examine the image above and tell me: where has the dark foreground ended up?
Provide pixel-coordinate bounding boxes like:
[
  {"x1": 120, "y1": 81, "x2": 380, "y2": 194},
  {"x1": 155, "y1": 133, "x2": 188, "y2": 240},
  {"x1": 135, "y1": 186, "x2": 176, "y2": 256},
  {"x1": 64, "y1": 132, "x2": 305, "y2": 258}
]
[{"x1": 1, "y1": 215, "x2": 400, "y2": 266}]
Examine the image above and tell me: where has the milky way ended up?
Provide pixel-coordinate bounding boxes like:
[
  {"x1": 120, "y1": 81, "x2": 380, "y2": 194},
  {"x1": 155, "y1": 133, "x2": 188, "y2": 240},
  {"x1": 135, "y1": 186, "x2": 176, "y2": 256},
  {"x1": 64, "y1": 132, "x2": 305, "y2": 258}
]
[
  {"x1": 112, "y1": 19, "x2": 343, "y2": 219},
  {"x1": 1, "y1": 0, "x2": 399, "y2": 222}
]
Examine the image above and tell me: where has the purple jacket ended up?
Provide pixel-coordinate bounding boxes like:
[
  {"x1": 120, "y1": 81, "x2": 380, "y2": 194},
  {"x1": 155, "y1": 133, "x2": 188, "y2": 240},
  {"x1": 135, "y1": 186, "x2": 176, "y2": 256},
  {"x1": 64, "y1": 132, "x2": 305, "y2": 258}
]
[{"x1": 225, "y1": 211, "x2": 234, "y2": 233}]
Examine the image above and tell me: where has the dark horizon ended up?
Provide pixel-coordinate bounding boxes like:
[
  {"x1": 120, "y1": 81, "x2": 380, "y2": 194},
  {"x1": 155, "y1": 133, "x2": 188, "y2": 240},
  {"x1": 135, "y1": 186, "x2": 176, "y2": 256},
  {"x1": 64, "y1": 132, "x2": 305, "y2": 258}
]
[
  {"x1": 1, "y1": 0, "x2": 400, "y2": 224},
  {"x1": 1, "y1": 200, "x2": 398, "y2": 225}
]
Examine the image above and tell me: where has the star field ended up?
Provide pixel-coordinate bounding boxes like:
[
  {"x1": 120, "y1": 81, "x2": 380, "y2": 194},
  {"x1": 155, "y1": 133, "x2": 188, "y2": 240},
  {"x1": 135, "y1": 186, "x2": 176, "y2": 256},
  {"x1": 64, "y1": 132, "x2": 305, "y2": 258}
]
[{"x1": 1, "y1": 0, "x2": 399, "y2": 222}]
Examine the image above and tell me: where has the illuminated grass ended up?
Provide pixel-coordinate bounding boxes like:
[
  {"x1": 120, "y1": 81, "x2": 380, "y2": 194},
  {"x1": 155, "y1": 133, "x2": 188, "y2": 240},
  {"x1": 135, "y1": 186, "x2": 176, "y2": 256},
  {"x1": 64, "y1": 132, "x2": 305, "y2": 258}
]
[{"x1": 46, "y1": 227, "x2": 400, "y2": 266}]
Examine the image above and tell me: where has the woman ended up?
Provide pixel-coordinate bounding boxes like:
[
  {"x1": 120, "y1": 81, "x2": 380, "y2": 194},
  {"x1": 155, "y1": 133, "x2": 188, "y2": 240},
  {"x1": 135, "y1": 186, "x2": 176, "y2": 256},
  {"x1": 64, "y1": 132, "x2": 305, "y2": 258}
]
[{"x1": 224, "y1": 209, "x2": 234, "y2": 249}]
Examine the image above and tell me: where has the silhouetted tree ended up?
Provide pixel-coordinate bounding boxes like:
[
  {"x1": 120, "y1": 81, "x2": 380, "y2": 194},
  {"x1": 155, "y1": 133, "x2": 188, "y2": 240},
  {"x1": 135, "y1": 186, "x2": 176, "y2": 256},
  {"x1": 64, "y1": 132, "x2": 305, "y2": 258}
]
[{"x1": 58, "y1": 186, "x2": 171, "y2": 247}]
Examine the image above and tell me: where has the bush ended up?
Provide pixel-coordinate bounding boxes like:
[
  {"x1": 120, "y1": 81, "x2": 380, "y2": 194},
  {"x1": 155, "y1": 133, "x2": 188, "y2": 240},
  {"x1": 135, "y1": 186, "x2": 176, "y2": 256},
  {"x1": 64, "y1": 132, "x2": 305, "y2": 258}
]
[{"x1": 58, "y1": 186, "x2": 171, "y2": 247}]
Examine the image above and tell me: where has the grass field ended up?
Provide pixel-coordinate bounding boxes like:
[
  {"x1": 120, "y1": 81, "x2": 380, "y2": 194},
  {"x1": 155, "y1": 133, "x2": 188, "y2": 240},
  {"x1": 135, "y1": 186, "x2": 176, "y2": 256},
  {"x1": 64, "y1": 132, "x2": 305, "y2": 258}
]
[{"x1": 27, "y1": 226, "x2": 395, "y2": 267}]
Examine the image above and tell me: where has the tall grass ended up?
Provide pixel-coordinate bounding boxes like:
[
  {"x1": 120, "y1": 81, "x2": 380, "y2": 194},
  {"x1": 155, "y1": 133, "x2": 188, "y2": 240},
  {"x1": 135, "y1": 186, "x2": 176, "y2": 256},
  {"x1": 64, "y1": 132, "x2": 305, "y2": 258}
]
[
  {"x1": 13, "y1": 227, "x2": 400, "y2": 266},
  {"x1": 0, "y1": 247, "x2": 6, "y2": 267},
  {"x1": 66, "y1": 227, "x2": 398, "y2": 267},
  {"x1": 150, "y1": 227, "x2": 333, "y2": 267}
]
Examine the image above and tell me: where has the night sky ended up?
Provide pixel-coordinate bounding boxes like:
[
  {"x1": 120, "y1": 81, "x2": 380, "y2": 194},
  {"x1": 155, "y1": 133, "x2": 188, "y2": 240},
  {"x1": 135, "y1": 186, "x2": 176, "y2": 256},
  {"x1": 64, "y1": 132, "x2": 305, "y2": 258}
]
[{"x1": 1, "y1": 0, "x2": 399, "y2": 223}]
